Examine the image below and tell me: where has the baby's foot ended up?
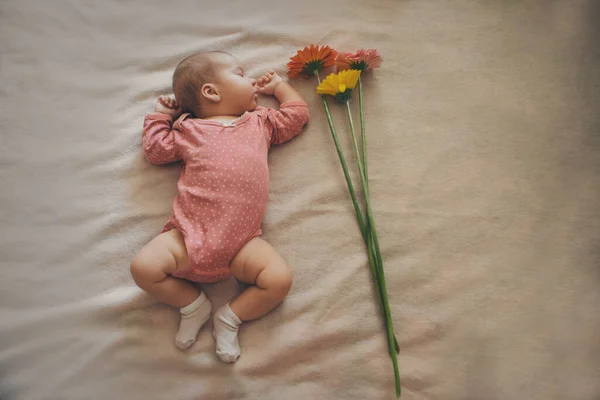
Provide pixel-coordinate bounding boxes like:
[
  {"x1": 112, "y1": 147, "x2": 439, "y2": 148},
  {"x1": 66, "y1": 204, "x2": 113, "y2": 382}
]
[
  {"x1": 175, "y1": 292, "x2": 212, "y2": 350},
  {"x1": 213, "y1": 303, "x2": 242, "y2": 363}
]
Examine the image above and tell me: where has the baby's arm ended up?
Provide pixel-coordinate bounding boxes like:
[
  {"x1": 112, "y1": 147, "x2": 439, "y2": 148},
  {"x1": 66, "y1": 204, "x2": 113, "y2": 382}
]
[
  {"x1": 142, "y1": 96, "x2": 183, "y2": 165},
  {"x1": 256, "y1": 70, "x2": 304, "y2": 104},
  {"x1": 256, "y1": 71, "x2": 310, "y2": 145}
]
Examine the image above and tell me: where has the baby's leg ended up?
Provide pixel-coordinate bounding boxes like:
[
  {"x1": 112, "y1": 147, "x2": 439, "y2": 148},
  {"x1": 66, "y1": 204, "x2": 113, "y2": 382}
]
[
  {"x1": 130, "y1": 229, "x2": 198, "y2": 307},
  {"x1": 229, "y1": 238, "x2": 293, "y2": 320},
  {"x1": 130, "y1": 229, "x2": 212, "y2": 349},
  {"x1": 213, "y1": 237, "x2": 292, "y2": 362}
]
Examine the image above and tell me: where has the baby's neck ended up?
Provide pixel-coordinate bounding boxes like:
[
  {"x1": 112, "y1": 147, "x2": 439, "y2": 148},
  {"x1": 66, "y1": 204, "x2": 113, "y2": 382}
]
[
  {"x1": 202, "y1": 115, "x2": 243, "y2": 127},
  {"x1": 203, "y1": 114, "x2": 242, "y2": 121}
]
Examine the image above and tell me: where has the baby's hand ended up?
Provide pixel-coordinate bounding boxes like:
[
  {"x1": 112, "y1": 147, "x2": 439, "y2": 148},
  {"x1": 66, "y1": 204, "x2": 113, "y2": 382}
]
[
  {"x1": 256, "y1": 70, "x2": 284, "y2": 96},
  {"x1": 155, "y1": 95, "x2": 182, "y2": 117}
]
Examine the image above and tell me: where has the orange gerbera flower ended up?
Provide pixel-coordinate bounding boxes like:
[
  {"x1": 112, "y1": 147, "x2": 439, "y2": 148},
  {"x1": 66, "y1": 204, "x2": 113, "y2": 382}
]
[
  {"x1": 336, "y1": 49, "x2": 383, "y2": 72},
  {"x1": 287, "y1": 44, "x2": 338, "y2": 79}
]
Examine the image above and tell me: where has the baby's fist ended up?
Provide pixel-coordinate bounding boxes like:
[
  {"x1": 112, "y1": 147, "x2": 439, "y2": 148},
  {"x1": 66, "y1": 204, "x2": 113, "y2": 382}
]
[
  {"x1": 155, "y1": 95, "x2": 182, "y2": 117},
  {"x1": 256, "y1": 70, "x2": 284, "y2": 96}
]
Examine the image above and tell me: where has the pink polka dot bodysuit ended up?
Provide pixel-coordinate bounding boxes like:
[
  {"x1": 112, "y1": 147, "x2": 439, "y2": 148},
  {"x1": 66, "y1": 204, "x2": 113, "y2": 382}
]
[{"x1": 142, "y1": 101, "x2": 310, "y2": 283}]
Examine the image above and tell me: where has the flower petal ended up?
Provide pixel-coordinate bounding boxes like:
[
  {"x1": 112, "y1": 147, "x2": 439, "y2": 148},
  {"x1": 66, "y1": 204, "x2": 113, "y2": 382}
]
[{"x1": 288, "y1": 44, "x2": 339, "y2": 79}]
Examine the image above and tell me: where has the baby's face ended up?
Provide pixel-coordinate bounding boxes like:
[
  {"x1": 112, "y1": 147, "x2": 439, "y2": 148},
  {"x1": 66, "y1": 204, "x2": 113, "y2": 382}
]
[{"x1": 213, "y1": 54, "x2": 258, "y2": 115}]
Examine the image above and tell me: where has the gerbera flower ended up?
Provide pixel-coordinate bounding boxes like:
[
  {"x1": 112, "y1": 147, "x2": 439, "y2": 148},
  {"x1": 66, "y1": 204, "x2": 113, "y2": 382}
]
[
  {"x1": 336, "y1": 49, "x2": 383, "y2": 72},
  {"x1": 287, "y1": 44, "x2": 338, "y2": 79},
  {"x1": 294, "y1": 45, "x2": 400, "y2": 397},
  {"x1": 316, "y1": 69, "x2": 361, "y2": 102}
]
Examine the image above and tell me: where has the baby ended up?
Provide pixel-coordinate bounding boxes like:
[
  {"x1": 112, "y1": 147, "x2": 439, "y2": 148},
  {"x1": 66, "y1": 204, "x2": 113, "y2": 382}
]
[{"x1": 130, "y1": 51, "x2": 310, "y2": 362}]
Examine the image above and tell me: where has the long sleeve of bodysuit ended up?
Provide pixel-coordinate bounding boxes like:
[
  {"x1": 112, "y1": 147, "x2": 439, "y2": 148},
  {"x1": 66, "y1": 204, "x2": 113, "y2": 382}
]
[
  {"x1": 260, "y1": 101, "x2": 310, "y2": 145},
  {"x1": 142, "y1": 113, "x2": 182, "y2": 165}
]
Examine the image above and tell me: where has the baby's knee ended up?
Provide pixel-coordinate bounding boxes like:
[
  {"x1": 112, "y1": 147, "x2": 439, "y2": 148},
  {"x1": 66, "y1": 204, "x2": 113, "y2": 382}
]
[
  {"x1": 270, "y1": 265, "x2": 293, "y2": 297},
  {"x1": 130, "y1": 251, "x2": 153, "y2": 285}
]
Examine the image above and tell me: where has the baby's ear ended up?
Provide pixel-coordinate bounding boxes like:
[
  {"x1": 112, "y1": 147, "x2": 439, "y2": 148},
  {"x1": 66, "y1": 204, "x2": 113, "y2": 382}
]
[{"x1": 201, "y1": 83, "x2": 220, "y2": 103}]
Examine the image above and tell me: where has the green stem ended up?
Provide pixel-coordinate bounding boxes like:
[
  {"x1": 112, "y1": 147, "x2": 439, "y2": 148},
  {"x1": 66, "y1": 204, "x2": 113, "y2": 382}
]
[
  {"x1": 346, "y1": 101, "x2": 401, "y2": 398},
  {"x1": 359, "y1": 77, "x2": 369, "y2": 194},
  {"x1": 321, "y1": 92, "x2": 394, "y2": 342},
  {"x1": 316, "y1": 72, "x2": 367, "y2": 238},
  {"x1": 358, "y1": 78, "x2": 397, "y2": 355},
  {"x1": 357, "y1": 77, "x2": 372, "y2": 260},
  {"x1": 357, "y1": 77, "x2": 384, "y2": 346},
  {"x1": 316, "y1": 69, "x2": 400, "y2": 397},
  {"x1": 358, "y1": 81, "x2": 399, "y2": 353},
  {"x1": 323, "y1": 92, "x2": 391, "y2": 349},
  {"x1": 317, "y1": 75, "x2": 384, "y2": 326}
]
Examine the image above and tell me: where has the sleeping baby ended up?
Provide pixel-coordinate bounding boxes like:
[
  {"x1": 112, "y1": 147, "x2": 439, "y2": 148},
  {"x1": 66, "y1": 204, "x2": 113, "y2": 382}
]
[{"x1": 130, "y1": 51, "x2": 310, "y2": 362}]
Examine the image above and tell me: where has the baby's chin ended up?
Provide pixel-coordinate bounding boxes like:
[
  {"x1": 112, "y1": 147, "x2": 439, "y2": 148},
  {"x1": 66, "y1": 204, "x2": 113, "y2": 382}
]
[
  {"x1": 240, "y1": 94, "x2": 258, "y2": 113},
  {"x1": 245, "y1": 100, "x2": 258, "y2": 112}
]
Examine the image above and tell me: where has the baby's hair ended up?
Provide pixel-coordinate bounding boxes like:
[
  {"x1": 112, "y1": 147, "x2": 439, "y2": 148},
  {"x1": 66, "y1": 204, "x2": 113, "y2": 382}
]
[{"x1": 172, "y1": 51, "x2": 232, "y2": 117}]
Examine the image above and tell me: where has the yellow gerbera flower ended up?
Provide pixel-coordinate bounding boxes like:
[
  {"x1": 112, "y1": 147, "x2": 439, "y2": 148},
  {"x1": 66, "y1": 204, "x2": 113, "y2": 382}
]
[{"x1": 316, "y1": 69, "x2": 361, "y2": 102}]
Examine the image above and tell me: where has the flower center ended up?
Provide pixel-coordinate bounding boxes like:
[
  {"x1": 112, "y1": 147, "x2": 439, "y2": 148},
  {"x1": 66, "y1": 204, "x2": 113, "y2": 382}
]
[
  {"x1": 335, "y1": 90, "x2": 353, "y2": 103},
  {"x1": 350, "y1": 60, "x2": 368, "y2": 71},
  {"x1": 338, "y1": 83, "x2": 346, "y2": 93},
  {"x1": 302, "y1": 59, "x2": 324, "y2": 74}
]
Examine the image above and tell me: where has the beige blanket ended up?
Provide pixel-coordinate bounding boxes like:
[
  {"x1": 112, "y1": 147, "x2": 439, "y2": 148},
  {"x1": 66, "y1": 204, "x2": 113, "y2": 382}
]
[{"x1": 2, "y1": 1, "x2": 599, "y2": 399}]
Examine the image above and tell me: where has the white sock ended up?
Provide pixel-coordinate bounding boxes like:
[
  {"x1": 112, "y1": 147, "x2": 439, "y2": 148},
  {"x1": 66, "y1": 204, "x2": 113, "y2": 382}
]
[
  {"x1": 175, "y1": 292, "x2": 212, "y2": 350},
  {"x1": 213, "y1": 303, "x2": 242, "y2": 363}
]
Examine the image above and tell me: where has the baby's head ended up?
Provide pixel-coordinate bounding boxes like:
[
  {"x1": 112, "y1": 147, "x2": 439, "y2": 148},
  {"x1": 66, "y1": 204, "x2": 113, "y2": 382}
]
[{"x1": 172, "y1": 51, "x2": 258, "y2": 118}]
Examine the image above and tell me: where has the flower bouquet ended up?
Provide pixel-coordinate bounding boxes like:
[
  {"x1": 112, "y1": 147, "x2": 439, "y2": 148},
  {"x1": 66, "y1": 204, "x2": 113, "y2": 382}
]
[{"x1": 288, "y1": 45, "x2": 401, "y2": 397}]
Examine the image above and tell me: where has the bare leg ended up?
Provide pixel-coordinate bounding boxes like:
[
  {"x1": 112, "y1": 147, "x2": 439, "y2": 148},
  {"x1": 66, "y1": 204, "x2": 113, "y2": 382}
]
[
  {"x1": 131, "y1": 229, "x2": 212, "y2": 350},
  {"x1": 229, "y1": 237, "x2": 293, "y2": 321},
  {"x1": 130, "y1": 229, "x2": 199, "y2": 308},
  {"x1": 212, "y1": 237, "x2": 292, "y2": 362}
]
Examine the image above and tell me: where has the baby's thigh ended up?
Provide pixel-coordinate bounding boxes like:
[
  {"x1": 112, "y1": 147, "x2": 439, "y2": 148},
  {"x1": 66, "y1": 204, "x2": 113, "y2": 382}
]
[
  {"x1": 132, "y1": 229, "x2": 189, "y2": 275},
  {"x1": 229, "y1": 238, "x2": 290, "y2": 285}
]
